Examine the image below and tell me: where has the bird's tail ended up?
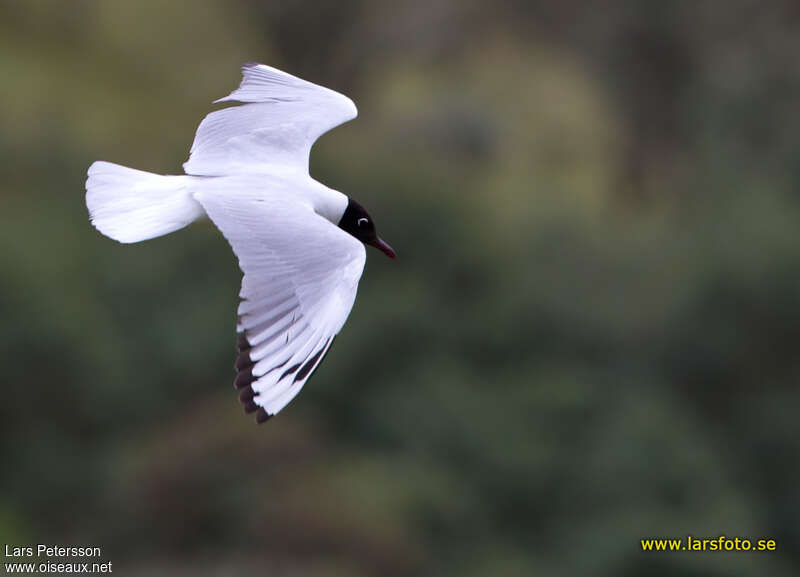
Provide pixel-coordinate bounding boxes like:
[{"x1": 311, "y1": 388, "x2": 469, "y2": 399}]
[{"x1": 85, "y1": 161, "x2": 205, "y2": 243}]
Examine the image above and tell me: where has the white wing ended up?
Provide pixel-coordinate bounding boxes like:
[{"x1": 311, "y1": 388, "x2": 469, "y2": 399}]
[
  {"x1": 194, "y1": 190, "x2": 366, "y2": 422},
  {"x1": 184, "y1": 63, "x2": 358, "y2": 176}
]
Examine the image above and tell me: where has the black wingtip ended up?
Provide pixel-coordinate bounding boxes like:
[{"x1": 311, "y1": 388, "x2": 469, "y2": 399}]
[
  {"x1": 237, "y1": 332, "x2": 251, "y2": 352},
  {"x1": 255, "y1": 408, "x2": 271, "y2": 424},
  {"x1": 235, "y1": 350, "x2": 255, "y2": 371},
  {"x1": 234, "y1": 367, "x2": 254, "y2": 390},
  {"x1": 238, "y1": 386, "x2": 255, "y2": 402},
  {"x1": 235, "y1": 332, "x2": 269, "y2": 422}
]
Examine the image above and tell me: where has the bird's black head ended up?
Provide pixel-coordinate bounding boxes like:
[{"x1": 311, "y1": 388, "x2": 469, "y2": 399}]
[{"x1": 338, "y1": 198, "x2": 395, "y2": 258}]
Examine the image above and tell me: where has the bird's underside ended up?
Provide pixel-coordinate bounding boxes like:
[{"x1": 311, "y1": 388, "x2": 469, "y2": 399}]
[{"x1": 194, "y1": 185, "x2": 366, "y2": 422}]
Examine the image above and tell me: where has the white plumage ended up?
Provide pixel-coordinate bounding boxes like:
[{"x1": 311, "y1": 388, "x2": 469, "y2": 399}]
[
  {"x1": 86, "y1": 162, "x2": 201, "y2": 243},
  {"x1": 86, "y1": 63, "x2": 378, "y2": 422},
  {"x1": 185, "y1": 63, "x2": 357, "y2": 176}
]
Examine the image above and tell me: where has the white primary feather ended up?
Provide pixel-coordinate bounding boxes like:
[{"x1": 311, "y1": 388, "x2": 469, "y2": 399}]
[{"x1": 183, "y1": 63, "x2": 357, "y2": 176}]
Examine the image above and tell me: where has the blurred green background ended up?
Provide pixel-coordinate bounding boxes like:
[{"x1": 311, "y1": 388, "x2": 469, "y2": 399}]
[{"x1": 2, "y1": 1, "x2": 800, "y2": 575}]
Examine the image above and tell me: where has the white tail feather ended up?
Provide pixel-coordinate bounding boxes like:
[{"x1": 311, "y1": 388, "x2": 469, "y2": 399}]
[{"x1": 86, "y1": 161, "x2": 204, "y2": 243}]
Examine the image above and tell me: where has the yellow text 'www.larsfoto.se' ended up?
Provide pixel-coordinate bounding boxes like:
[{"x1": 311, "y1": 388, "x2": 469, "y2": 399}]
[{"x1": 641, "y1": 536, "x2": 777, "y2": 552}]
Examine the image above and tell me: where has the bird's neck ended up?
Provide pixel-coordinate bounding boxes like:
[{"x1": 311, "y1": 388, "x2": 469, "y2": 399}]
[{"x1": 307, "y1": 180, "x2": 348, "y2": 225}]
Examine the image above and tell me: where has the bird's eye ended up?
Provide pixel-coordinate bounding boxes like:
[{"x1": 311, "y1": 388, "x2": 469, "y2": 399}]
[{"x1": 357, "y1": 217, "x2": 369, "y2": 228}]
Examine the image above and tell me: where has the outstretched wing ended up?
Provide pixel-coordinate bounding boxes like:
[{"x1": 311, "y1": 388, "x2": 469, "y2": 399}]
[
  {"x1": 194, "y1": 189, "x2": 366, "y2": 422},
  {"x1": 184, "y1": 63, "x2": 357, "y2": 176}
]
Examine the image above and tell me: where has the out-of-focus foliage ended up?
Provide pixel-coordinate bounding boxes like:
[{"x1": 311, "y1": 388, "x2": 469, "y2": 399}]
[{"x1": 2, "y1": 1, "x2": 800, "y2": 575}]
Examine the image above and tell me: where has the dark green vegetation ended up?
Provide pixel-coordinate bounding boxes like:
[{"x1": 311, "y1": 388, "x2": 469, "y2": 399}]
[{"x1": 2, "y1": 1, "x2": 800, "y2": 575}]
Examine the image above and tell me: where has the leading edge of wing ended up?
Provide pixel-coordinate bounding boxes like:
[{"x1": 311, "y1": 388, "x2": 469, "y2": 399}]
[{"x1": 215, "y1": 63, "x2": 357, "y2": 115}]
